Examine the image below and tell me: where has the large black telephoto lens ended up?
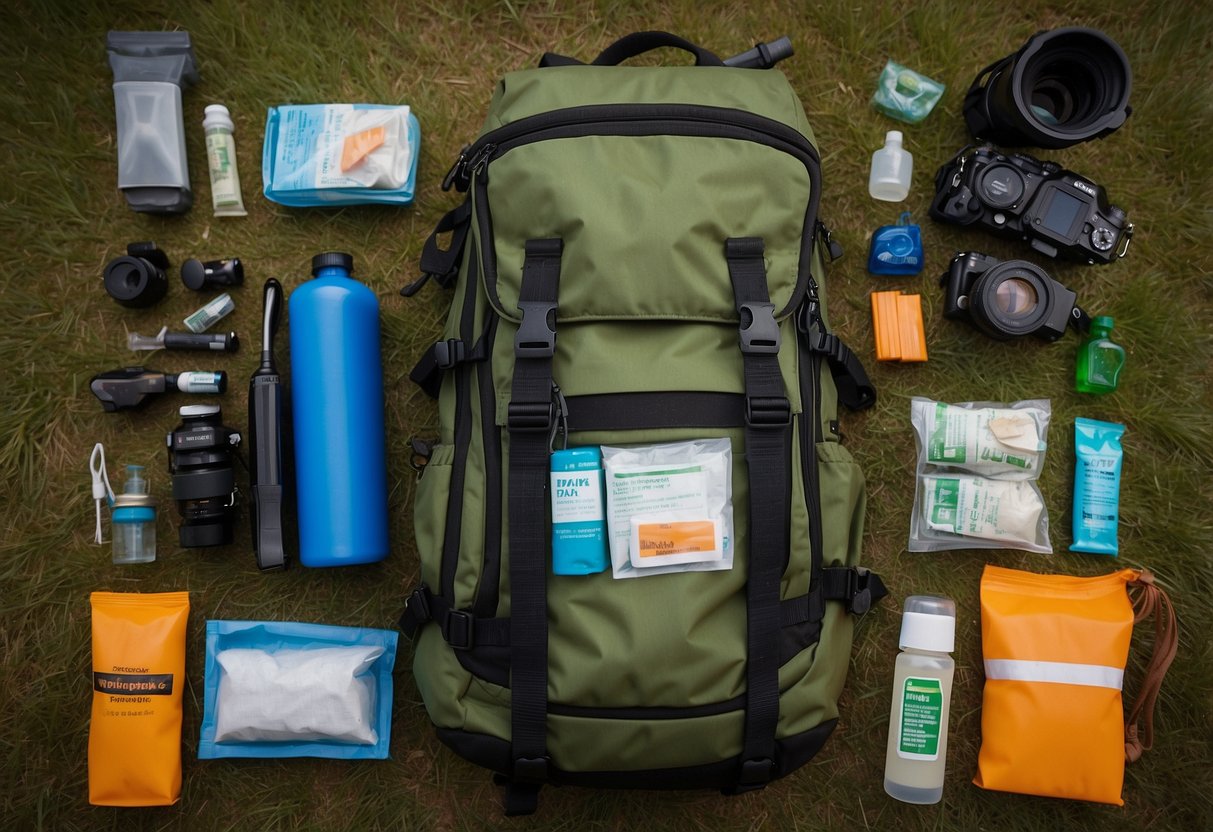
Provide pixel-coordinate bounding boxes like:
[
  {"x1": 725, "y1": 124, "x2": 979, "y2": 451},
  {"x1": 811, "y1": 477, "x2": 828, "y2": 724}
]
[
  {"x1": 963, "y1": 27, "x2": 1131, "y2": 149},
  {"x1": 167, "y1": 404, "x2": 241, "y2": 547}
]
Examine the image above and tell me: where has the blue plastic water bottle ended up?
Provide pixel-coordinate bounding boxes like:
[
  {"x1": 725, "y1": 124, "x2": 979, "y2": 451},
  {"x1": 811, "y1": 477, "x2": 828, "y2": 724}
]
[{"x1": 289, "y1": 252, "x2": 389, "y2": 566}]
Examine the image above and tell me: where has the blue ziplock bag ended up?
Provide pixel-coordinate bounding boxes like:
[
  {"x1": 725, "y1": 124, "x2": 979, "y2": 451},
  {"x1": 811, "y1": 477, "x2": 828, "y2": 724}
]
[
  {"x1": 262, "y1": 104, "x2": 420, "y2": 206},
  {"x1": 199, "y1": 620, "x2": 398, "y2": 759}
]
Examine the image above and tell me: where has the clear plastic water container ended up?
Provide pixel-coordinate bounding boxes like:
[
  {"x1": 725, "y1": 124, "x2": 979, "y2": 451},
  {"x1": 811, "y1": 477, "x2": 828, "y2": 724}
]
[{"x1": 112, "y1": 465, "x2": 157, "y2": 564}]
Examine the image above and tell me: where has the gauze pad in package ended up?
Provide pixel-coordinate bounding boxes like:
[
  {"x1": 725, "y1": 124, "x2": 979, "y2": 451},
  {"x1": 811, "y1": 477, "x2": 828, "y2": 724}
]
[
  {"x1": 601, "y1": 438, "x2": 733, "y2": 578},
  {"x1": 262, "y1": 104, "x2": 420, "y2": 206},
  {"x1": 909, "y1": 398, "x2": 1052, "y2": 553},
  {"x1": 910, "y1": 397, "x2": 1050, "y2": 478},
  {"x1": 199, "y1": 620, "x2": 398, "y2": 759}
]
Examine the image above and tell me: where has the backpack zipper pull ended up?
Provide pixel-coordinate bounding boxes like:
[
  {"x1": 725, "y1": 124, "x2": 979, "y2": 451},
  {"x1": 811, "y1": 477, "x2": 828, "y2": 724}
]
[
  {"x1": 441, "y1": 145, "x2": 470, "y2": 192},
  {"x1": 549, "y1": 384, "x2": 569, "y2": 452},
  {"x1": 816, "y1": 221, "x2": 843, "y2": 262},
  {"x1": 470, "y1": 143, "x2": 497, "y2": 180}
]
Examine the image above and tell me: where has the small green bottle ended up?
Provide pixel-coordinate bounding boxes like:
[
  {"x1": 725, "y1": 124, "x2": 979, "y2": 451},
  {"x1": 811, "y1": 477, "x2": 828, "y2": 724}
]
[{"x1": 1075, "y1": 316, "x2": 1125, "y2": 394}]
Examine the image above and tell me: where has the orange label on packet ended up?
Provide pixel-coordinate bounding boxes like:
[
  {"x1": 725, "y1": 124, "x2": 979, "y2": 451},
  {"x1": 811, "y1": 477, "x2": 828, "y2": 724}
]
[
  {"x1": 88, "y1": 591, "x2": 189, "y2": 807},
  {"x1": 635, "y1": 521, "x2": 717, "y2": 558},
  {"x1": 341, "y1": 126, "x2": 386, "y2": 172}
]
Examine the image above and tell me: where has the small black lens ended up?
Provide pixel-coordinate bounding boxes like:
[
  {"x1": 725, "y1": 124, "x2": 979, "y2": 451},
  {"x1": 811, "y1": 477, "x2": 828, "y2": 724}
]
[
  {"x1": 968, "y1": 262, "x2": 1053, "y2": 340},
  {"x1": 168, "y1": 405, "x2": 240, "y2": 548}
]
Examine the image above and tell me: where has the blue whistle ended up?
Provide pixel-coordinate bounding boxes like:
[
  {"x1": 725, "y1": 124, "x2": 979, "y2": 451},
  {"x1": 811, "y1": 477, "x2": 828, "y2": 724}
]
[{"x1": 868, "y1": 212, "x2": 924, "y2": 275}]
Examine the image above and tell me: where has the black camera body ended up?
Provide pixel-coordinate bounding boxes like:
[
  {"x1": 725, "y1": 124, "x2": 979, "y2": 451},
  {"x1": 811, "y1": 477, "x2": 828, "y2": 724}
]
[
  {"x1": 931, "y1": 146, "x2": 1131, "y2": 264},
  {"x1": 942, "y1": 251, "x2": 1086, "y2": 341},
  {"x1": 167, "y1": 404, "x2": 241, "y2": 547}
]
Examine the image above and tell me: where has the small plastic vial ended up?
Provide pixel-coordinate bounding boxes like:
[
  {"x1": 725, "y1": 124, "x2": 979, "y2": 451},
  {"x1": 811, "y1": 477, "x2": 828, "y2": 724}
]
[
  {"x1": 112, "y1": 465, "x2": 157, "y2": 564},
  {"x1": 869, "y1": 130, "x2": 913, "y2": 202},
  {"x1": 884, "y1": 595, "x2": 956, "y2": 804},
  {"x1": 1075, "y1": 315, "x2": 1125, "y2": 394}
]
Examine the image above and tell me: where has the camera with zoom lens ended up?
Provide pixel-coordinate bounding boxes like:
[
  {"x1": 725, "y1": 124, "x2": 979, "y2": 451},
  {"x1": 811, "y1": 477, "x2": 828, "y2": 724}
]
[
  {"x1": 942, "y1": 252, "x2": 1089, "y2": 342},
  {"x1": 930, "y1": 146, "x2": 1132, "y2": 265},
  {"x1": 167, "y1": 404, "x2": 241, "y2": 547}
]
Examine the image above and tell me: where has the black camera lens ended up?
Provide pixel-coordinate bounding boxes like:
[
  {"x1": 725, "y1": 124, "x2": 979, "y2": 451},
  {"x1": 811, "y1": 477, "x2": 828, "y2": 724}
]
[
  {"x1": 963, "y1": 27, "x2": 1132, "y2": 149},
  {"x1": 167, "y1": 404, "x2": 241, "y2": 548},
  {"x1": 968, "y1": 260, "x2": 1071, "y2": 341},
  {"x1": 103, "y1": 243, "x2": 171, "y2": 308},
  {"x1": 977, "y1": 165, "x2": 1025, "y2": 208}
]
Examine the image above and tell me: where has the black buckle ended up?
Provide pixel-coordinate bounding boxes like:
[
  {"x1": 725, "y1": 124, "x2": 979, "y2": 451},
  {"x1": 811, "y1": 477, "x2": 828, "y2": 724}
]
[
  {"x1": 433, "y1": 338, "x2": 466, "y2": 370},
  {"x1": 515, "y1": 300, "x2": 557, "y2": 358},
  {"x1": 737, "y1": 757, "x2": 774, "y2": 790},
  {"x1": 738, "y1": 301, "x2": 781, "y2": 355},
  {"x1": 513, "y1": 756, "x2": 550, "y2": 784},
  {"x1": 745, "y1": 396, "x2": 791, "y2": 428},
  {"x1": 399, "y1": 585, "x2": 433, "y2": 638},
  {"x1": 848, "y1": 570, "x2": 874, "y2": 615},
  {"x1": 444, "y1": 609, "x2": 474, "y2": 650},
  {"x1": 508, "y1": 400, "x2": 555, "y2": 433}
]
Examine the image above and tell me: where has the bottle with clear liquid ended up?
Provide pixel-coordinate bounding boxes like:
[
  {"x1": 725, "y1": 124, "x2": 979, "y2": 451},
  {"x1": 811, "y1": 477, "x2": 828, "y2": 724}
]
[
  {"x1": 884, "y1": 595, "x2": 956, "y2": 804},
  {"x1": 112, "y1": 465, "x2": 157, "y2": 564},
  {"x1": 1075, "y1": 315, "x2": 1125, "y2": 394}
]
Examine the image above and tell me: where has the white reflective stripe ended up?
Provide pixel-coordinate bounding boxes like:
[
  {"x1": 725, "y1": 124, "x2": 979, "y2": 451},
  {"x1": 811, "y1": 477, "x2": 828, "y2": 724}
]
[{"x1": 984, "y1": 659, "x2": 1124, "y2": 690}]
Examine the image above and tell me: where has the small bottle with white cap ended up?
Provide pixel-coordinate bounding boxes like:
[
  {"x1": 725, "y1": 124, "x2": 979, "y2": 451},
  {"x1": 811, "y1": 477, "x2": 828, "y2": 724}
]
[
  {"x1": 203, "y1": 104, "x2": 248, "y2": 217},
  {"x1": 869, "y1": 130, "x2": 913, "y2": 201},
  {"x1": 883, "y1": 595, "x2": 956, "y2": 804}
]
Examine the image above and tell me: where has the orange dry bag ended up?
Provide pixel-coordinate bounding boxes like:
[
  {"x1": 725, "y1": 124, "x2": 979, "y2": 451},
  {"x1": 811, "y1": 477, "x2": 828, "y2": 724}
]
[
  {"x1": 974, "y1": 565, "x2": 1176, "y2": 805},
  {"x1": 88, "y1": 591, "x2": 190, "y2": 806}
]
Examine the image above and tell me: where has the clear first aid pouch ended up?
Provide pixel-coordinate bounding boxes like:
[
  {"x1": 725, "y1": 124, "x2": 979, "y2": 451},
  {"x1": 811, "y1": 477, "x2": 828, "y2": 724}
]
[
  {"x1": 198, "y1": 620, "x2": 398, "y2": 759},
  {"x1": 975, "y1": 565, "x2": 1177, "y2": 805},
  {"x1": 262, "y1": 104, "x2": 420, "y2": 206},
  {"x1": 601, "y1": 438, "x2": 733, "y2": 578},
  {"x1": 909, "y1": 397, "x2": 1052, "y2": 553}
]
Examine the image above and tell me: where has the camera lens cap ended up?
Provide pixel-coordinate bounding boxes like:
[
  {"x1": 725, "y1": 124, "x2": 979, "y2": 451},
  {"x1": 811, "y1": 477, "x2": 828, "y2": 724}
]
[
  {"x1": 103, "y1": 255, "x2": 169, "y2": 308},
  {"x1": 978, "y1": 165, "x2": 1026, "y2": 208}
]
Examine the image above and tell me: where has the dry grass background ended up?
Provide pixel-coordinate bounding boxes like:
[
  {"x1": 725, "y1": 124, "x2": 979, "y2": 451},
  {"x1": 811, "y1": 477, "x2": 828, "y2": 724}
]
[{"x1": 1, "y1": 0, "x2": 1211, "y2": 830}]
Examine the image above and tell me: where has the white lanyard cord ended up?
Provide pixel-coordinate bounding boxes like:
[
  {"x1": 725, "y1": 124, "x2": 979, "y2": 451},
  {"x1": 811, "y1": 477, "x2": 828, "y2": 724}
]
[{"x1": 89, "y1": 443, "x2": 115, "y2": 544}]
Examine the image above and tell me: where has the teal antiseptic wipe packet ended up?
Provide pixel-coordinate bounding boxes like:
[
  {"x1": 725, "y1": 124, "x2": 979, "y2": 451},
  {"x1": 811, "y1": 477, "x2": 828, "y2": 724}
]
[
  {"x1": 872, "y1": 61, "x2": 945, "y2": 124},
  {"x1": 262, "y1": 104, "x2": 420, "y2": 206},
  {"x1": 199, "y1": 620, "x2": 398, "y2": 759},
  {"x1": 1070, "y1": 418, "x2": 1125, "y2": 556}
]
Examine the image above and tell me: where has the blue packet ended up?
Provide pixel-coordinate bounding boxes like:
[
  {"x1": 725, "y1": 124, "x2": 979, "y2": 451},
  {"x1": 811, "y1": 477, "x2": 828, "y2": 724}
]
[
  {"x1": 868, "y1": 212, "x2": 924, "y2": 275},
  {"x1": 199, "y1": 620, "x2": 398, "y2": 759},
  {"x1": 262, "y1": 104, "x2": 420, "y2": 206},
  {"x1": 1070, "y1": 418, "x2": 1125, "y2": 556}
]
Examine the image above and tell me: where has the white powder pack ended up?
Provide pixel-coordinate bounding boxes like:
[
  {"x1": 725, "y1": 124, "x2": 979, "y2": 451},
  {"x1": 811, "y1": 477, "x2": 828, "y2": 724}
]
[
  {"x1": 214, "y1": 646, "x2": 383, "y2": 744},
  {"x1": 198, "y1": 620, "x2": 398, "y2": 760}
]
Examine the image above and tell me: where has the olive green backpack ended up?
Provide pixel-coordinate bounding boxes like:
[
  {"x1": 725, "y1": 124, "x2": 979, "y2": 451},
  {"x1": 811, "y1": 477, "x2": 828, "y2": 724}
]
[{"x1": 399, "y1": 32, "x2": 887, "y2": 814}]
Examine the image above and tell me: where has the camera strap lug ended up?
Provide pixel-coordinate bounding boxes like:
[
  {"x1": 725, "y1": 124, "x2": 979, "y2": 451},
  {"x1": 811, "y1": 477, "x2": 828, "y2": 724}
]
[{"x1": 1117, "y1": 223, "x2": 1134, "y2": 259}]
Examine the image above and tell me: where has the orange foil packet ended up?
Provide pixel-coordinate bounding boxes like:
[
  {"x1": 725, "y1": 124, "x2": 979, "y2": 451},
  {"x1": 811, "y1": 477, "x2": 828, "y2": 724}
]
[{"x1": 88, "y1": 591, "x2": 189, "y2": 806}]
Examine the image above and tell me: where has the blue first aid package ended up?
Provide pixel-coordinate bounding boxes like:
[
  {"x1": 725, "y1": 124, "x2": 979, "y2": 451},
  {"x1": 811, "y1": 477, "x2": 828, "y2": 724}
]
[
  {"x1": 868, "y1": 211, "x2": 924, "y2": 275},
  {"x1": 262, "y1": 104, "x2": 420, "y2": 206},
  {"x1": 199, "y1": 619, "x2": 398, "y2": 759}
]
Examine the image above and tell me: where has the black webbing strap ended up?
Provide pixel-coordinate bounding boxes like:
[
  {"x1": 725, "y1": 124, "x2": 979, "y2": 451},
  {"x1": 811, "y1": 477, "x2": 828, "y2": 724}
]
[
  {"x1": 802, "y1": 322, "x2": 877, "y2": 412},
  {"x1": 408, "y1": 335, "x2": 488, "y2": 399},
  {"x1": 779, "y1": 567, "x2": 889, "y2": 626},
  {"x1": 505, "y1": 238, "x2": 563, "y2": 808},
  {"x1": 726, "y1": 237, "x2": 791, "y2": 792},
  {"x1": 401, "y1": 199, "x2": 472, "y2": 296},
  {"x1": 399, "y1": 585, "x2": 510, "y2": 649}
]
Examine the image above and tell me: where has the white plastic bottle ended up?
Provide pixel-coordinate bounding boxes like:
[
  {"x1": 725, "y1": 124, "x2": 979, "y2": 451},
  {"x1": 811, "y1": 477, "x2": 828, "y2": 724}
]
[
  {"x1": 884, "y1": 595, "x2": 955, "y2": 804},
  {"x1": 203, "y1": 104, "x2": 248, "y2": 217},
  {"x1": 869, "y1": 130, "x2": 913, "y2": 201}
]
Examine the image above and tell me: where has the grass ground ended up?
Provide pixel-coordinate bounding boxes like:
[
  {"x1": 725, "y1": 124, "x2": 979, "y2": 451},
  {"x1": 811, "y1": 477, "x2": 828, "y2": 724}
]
[{"x1": 2, "y1": 0, "x2": 1211, "y2": 829}]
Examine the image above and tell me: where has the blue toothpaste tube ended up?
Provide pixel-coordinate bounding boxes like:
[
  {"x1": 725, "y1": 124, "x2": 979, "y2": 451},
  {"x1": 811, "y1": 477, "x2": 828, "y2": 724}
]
[{"x1": 1070, "y1": 418, "x2": 1125, "y2": 556}]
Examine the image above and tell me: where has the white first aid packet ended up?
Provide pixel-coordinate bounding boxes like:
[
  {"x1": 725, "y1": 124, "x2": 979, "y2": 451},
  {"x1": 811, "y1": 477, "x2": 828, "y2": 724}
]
[{"x1": 214, "y1": 646, "x2": 384, "y2": 744}]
